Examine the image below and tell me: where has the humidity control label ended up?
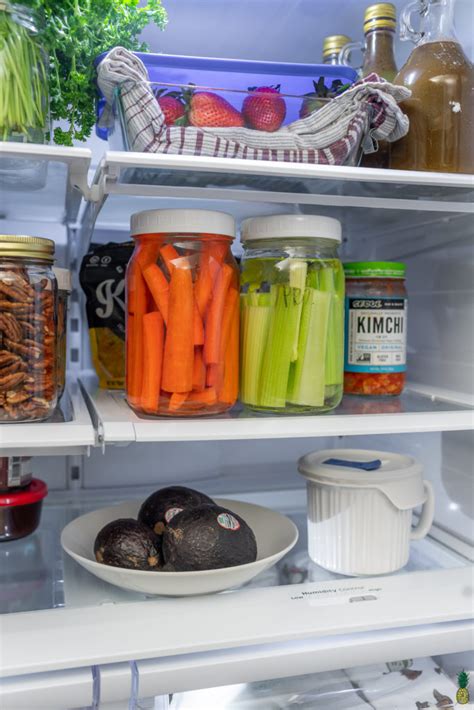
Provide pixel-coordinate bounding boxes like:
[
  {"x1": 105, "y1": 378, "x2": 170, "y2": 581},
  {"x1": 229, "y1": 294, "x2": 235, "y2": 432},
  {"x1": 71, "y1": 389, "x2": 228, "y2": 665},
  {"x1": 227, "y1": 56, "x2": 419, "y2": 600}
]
[{"x1": 344, "y1": 297, "x2": 407, "y2": 373}]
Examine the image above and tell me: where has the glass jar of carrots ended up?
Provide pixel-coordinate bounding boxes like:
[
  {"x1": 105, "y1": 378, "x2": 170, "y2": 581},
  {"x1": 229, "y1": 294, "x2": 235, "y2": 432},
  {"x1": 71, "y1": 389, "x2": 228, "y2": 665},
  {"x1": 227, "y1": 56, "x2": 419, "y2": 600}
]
[
  {"x1": 126, "y1": 209, "x2": 239, "y2": 417},
  {"x1": 240, "y1": 215, "x2": 344, "y2": 414},
  {"x1": 344, "y1": 262, "x2": 407, "y2": 396}
]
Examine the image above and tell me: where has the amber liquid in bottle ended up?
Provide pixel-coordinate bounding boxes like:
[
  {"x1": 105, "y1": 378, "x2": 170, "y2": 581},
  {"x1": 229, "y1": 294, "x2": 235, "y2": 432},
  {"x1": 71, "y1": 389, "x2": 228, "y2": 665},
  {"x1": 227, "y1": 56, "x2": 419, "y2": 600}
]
[
  {"x1": 361, "y1": 29, "x2": 398, "y2": 169},
  {"x1": 390, "y1": 41, "x2": 474, "y2": 173}
]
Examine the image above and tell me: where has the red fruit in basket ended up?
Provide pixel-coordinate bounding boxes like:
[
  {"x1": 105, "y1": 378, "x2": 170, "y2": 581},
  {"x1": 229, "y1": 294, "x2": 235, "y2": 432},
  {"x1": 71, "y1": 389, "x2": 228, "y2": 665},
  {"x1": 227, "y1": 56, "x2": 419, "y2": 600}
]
[
  {"x1": 242, "y1": 85, "x2": 286, "y2": 132},
  {"x1": 187, "y1": 91, "x2": 245, "y2": 128},
  {"x1": 156, "y1": 90, "x2": 185, "y2": 126}
]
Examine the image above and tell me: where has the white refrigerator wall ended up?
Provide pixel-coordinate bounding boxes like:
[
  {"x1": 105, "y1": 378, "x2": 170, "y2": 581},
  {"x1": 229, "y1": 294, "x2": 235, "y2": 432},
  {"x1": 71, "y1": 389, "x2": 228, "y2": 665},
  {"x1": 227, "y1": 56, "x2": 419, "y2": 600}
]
[{"x1": 141, "y1": 0, "x2": 474, "y2": 63}]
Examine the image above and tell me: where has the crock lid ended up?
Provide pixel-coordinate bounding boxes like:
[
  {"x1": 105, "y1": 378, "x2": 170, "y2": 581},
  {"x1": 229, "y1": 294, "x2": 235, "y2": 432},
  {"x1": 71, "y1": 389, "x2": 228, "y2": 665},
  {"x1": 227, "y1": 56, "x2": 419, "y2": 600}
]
[
  {"x1": 130, "y1": 209, "x2": 235, "y2": 239},
  {"x1": 298, "y1": 449, "x2": 426, "y2": 511},
  {"x1": 343, "y1": 261, "x2": 406, "y2": 278},
  {"x1": 241, "y1": 215, "x2": 342, "y2": 243},
  {"x1": 0, "y1": 479, "x2": 48, "y2": 507},
  {"x1": 0, "y1": 235, "x2": 55, "y2": 262},
  {"x1": 53, "y1": 267, "x2": 72, "y2": 292}
]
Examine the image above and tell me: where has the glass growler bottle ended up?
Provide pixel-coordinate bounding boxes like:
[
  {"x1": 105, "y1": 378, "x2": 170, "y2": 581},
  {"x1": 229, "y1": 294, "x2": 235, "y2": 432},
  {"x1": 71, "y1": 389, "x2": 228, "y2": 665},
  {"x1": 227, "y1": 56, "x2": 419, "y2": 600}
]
[
  {"x1": 322, "y1": 35, "x2": 352, "y2": 65},
  {"x1": 390, "y1": 0, "x2": 474, "y2": 173}
]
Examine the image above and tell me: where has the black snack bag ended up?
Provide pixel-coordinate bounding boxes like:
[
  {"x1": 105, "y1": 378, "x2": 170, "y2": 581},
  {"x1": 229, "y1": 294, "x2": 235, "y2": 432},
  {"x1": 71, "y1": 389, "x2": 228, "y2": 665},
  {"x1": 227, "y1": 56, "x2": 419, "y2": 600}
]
[{"x1": 80, "y1": 242, "x2": 133, "y2": 389}]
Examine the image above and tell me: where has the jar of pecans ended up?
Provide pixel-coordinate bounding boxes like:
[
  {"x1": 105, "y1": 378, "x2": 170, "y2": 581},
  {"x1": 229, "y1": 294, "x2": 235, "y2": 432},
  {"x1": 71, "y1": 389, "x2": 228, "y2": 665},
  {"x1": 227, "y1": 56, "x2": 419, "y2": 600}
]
[
  {"x1": 0, "y1": 235, "x2": 58, "y2": 421},
  {"x1": 343, "y1": 261, "x2": 407, "y2": 396}
]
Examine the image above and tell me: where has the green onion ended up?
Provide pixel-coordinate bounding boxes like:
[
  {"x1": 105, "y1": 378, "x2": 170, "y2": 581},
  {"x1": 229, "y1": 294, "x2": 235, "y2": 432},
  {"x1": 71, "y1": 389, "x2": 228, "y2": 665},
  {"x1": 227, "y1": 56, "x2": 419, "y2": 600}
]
[{"x1": 0, "y1": 9, "x2": 48, "y2": 141}]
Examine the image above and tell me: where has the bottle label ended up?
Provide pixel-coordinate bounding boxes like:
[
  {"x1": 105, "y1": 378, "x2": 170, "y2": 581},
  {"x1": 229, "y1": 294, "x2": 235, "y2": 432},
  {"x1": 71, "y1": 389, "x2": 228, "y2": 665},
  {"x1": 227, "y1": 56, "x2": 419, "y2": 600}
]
[{"x1": 344, "y1": 296, "x2": 407, "y2": 373}]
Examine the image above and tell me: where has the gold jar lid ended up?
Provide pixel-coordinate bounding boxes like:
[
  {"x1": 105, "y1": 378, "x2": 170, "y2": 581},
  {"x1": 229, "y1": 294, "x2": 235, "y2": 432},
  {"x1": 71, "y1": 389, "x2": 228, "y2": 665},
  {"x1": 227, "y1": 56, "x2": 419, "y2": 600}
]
[
  {"x1": 0, "y1": 235, "x2": 55, "y2": 261},
  {"x1": 364, "y1": 2, "x2": 396, "y2": 32},
  {"x1": 322, "y1": 34, "x2": 352, "y2": 58}
]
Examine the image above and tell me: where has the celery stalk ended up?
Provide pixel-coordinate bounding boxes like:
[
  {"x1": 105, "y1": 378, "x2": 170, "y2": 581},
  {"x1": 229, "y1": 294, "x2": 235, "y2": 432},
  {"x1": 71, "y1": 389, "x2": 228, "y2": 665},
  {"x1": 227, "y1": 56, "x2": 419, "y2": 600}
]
[
  {"x1": 289, "y1": 288, "x2": 331, "y2": 407},
  {"x1": 319, "y1": 267, "x2": 344, "y2": 386},
  {"x1": 258, "y1": 285, "x2": 300, "y2": 408},
  {"x1": 240, "y1": 295, "x2": 272, "y2": 406},
  {"x1": 289, "y1": 260, "x2": 308, "y2": 362}
]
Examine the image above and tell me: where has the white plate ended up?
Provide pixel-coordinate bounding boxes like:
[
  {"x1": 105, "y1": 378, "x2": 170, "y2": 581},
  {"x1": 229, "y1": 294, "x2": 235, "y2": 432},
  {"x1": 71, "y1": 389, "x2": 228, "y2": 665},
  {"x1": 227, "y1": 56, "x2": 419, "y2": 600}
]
[{"x1": 61, "y1": 498, "x2": 298, "y2": 596}]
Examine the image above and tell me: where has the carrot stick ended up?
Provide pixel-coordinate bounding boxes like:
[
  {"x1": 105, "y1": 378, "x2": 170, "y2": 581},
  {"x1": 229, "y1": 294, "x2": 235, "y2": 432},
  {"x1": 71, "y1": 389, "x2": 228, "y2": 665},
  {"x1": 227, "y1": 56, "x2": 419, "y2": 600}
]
[
  {"x1": 161, "y1": 266, "x2": 194, "y2": 393},
  {"x1": 206, "y1": 287, "x2": 239, "y2": 389},
  {"x1": 143, "y1": 264, "x2": 169, "y2": 324},
  {"x1": 135, "y1": 241, "x2": 161, "y2": 270},
  {"x1": 208, "y1": 241, "x2": 229, "y2": 264},
  {"x1": 193, "y1": 301, "x2": 204, "y2": 346},
  {"x1": 193, "y1": 347, "x2": 206, "y2": 391},
  {"x1": 160, "y1": 244, "x2": 180, "y2": 276},
  {"x1": 219, "y1": 311, "x2": 239, "y2": 406},
  {"x1": 195, "y1": 253, "x2": 213, "y2": 317},
  {"x1": 141, "y1": 312, "x2": 164, "y2": 412},
  {"x1": 206, "y1": 363, "x2": 221, "y2": 388},
  {"x1": 188, "y1": 387, "x2": 217, "y2": 406},
  {"x1": 169, "y1": 392, "x2": 188, "y2": 411},
  {"x1": 203, "y1": 263, "x2": 233, "y2": 365}
]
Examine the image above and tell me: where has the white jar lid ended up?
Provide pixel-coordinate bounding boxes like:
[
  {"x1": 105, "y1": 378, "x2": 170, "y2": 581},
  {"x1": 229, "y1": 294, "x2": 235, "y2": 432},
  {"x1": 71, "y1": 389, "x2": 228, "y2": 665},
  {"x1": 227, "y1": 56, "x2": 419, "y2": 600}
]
[
  {"x1": 130, "y1": 209, "x2": 236, "y2": 239},
  {"x1": 53, "y1": 267, "x2": 72, "y2": 292},
  {"x1": 241, "y1": 215, "x2": 342, "y2": 243},
  {"x1": 298, "y1": 449, "x2": 427, "y2": 511}
]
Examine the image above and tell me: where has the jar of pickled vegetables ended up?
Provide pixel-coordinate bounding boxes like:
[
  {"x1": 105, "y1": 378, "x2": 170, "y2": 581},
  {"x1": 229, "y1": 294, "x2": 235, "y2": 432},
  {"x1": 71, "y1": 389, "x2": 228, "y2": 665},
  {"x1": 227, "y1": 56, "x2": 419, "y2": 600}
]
[
  {"x1": 240, "y1": 215, "x2": 344, "y2": 414},
  {"x1": 127, "y1": 209, "x2": 239, "y2": 417},
  {"x1": 343, "y1": 262, "x2": 407, "y2": 396}
]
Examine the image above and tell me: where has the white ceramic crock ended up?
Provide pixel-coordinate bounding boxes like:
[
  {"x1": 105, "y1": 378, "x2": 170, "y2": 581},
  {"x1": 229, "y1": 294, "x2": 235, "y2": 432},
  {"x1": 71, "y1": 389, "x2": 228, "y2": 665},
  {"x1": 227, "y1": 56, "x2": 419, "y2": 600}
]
[{"x1": 298, "y1": 449, "x2": 435, "y2": 576}]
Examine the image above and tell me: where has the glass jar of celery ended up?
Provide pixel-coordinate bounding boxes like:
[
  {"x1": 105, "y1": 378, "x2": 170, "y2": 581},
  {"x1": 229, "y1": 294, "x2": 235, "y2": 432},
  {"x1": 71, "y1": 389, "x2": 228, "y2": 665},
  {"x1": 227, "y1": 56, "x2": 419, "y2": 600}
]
[
  {"x1": 240, "y1": 215, "x2": 344, "y2": 414},
  {"x1": 0, "y1": 2, "x2": 49, "y2": 144}
]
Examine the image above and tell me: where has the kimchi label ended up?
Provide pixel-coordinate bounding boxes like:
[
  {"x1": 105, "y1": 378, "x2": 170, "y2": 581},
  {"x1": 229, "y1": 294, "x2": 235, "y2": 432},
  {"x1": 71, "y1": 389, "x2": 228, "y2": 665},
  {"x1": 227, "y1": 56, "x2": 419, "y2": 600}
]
[{"x1": 344, "y1": 297, "x2": 407, "y2": 373}]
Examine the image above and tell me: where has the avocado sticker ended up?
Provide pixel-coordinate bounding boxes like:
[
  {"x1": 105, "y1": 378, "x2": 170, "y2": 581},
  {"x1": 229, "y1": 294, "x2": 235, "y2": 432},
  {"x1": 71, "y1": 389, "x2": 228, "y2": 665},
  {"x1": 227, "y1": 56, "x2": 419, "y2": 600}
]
[
  {"x1": 457, "y1": 671, "x2": 470, "y2": 705},
  {"x1": 217, "y1": 512, "x2": 241, "y2": 531}
]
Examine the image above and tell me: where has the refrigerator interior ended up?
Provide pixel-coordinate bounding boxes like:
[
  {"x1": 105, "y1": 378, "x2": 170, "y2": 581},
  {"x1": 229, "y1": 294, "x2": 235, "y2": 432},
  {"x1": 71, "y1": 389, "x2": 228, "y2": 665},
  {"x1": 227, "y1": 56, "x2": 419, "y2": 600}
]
[{"x1": 0, "y1": 0, "x2": 473, "y2": 708}]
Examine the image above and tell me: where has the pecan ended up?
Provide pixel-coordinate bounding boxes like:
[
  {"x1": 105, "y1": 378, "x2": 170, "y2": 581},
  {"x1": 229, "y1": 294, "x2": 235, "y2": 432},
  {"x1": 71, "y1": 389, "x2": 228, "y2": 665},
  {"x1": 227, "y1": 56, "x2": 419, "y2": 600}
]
[
  {"x1": 0, "y1": 281, "x2": 34, "y2": 303},
  {"x1": 0, "y1": 300, "x2": 33, "y2": 312},
  {"x1": 6, "y1": 390, "x2": 31, "y2": 404},
  {"x1": 0, "y1": 313, "x2": 22, "y2": 341},
  {"x1": 20, "y1": 321, "x2": 37, "y2": 338},
  {"x1": 0, "y1": 371, "x2": 26, "y2": 392},
  {"x1": 4, "y1": 338, "x2": 43, "y2": 360},
  {"x1": 0, "y1": 350, "x2": 21, "y2": 369}
]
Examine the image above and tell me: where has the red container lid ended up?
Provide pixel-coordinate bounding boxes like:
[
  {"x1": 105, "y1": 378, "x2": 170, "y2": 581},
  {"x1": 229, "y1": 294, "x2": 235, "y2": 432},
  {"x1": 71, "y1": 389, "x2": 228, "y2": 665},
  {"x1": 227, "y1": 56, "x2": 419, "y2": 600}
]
[{"x1": 0, "y1": 479, "x2": 48, "y2": 507}]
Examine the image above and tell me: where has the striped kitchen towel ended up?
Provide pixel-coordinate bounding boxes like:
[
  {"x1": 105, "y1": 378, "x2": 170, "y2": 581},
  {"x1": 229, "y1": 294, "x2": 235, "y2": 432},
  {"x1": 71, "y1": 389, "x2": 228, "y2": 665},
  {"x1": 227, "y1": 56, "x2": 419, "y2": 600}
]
[{"x1": 97, "y1": 47, "x2": 410, "y2": 165}]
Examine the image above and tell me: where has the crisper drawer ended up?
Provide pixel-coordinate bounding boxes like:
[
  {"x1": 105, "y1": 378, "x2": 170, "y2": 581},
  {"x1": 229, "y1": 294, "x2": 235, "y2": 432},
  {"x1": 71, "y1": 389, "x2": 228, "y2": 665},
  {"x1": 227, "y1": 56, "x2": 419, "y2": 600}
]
[{"x1": 0, "y1": 488, "x2": 472, "y2": 708}]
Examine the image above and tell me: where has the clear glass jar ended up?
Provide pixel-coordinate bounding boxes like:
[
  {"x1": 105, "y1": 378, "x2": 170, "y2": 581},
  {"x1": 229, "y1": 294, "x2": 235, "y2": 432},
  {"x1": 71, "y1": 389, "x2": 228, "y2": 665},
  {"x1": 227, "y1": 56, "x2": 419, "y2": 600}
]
[
  {"x1": 0, "y1": 3, "x2": 49, "y2": 143},
  {"x1": 53, "y1": 268, "x2": 71, "y2": 400},
  {"x1": 240, "y1": 215, "x2": 344, "y2": 414},
  {"x1": 0, "y1": 235, "x2": 58, "y2": 422},
  {"x1": 390, "y1": 0, "x2": 474, "y2": 173},
  {"x1": 126, "y1": 209, "x2": 239, "y2": 417},
  {"x1": 343, "y1": 262, "x2": 407, "y2": 396}
]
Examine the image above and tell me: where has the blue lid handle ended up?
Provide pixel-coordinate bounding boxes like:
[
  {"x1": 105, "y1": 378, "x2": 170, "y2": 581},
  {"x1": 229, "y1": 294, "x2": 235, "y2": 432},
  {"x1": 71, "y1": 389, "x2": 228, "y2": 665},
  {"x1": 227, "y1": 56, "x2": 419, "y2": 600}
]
[{"x1": 323, "y1": 458, "x2": 382, "y2": 471}]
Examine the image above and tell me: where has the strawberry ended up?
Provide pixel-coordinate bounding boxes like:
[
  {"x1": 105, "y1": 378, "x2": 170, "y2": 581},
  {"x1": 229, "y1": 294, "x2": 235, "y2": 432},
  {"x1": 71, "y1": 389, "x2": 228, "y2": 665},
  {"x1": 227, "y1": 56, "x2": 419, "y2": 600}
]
[
  {"x1": 242, "y1": 85, "x2": 286, "y2": 132},
  {"x1": 183, "y1": 89, "x2": 244, "y2": 128},
  {"x1": 155, "y1": 90, "x2": 185, "y2": 126}
]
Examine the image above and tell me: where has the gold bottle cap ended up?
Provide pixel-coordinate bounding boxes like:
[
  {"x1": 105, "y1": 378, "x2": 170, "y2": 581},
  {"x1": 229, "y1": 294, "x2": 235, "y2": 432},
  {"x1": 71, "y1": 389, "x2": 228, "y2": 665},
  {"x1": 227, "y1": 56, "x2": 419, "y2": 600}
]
[
  {"x1": 0, "y1": 235, "x2": 55, "y2": 261},
  {"x1": 364, "y1": 3, "x2": 396, "y2": 32},
  {"x1": 322, "y1": 34, "x2": 352, "y2": 58}
]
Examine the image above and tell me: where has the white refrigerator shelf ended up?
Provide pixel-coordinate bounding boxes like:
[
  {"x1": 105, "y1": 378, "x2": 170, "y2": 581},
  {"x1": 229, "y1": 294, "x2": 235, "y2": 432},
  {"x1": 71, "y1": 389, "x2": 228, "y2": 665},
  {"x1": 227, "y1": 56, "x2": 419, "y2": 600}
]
[
  {"x1": 80, "y1": 381, "x2": 474, "y2": 446},
  {"x1": 0, "y1": 142, "x2": 92, "y2": 225},
  {"x1": 0, "y1": 488, "x2": 472, "y2": 702},
  {"x1": 0, "y1": 381, "x2": 96, "y2": 456},
  {"x1": 94, "y1": 151, "x2": 474, "y2": 213}
]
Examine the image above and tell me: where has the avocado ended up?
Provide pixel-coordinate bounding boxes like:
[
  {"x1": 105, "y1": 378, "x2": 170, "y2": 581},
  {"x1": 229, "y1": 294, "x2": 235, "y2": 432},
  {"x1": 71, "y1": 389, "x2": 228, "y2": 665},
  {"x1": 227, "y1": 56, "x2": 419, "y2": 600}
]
[
  {"x1": 138, "y1": 486, "x2": 214, "y2": 535},
  {"x1": 162, "y1": 504, "x2": 257, "y2": 571},
  {"x1": 94, "y1": 518, "x2": 162, "y2": 571}
]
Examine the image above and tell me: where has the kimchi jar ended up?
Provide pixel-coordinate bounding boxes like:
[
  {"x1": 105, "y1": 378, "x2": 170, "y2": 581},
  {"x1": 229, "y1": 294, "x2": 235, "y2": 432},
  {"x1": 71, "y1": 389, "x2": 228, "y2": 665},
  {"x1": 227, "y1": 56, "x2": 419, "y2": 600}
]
[
  {"x1": 126, "y1": 209, "x2": 238, "y2": 417},
  {"x1": 343, "y1": 262, "x2": 407, "y2": 396}
]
